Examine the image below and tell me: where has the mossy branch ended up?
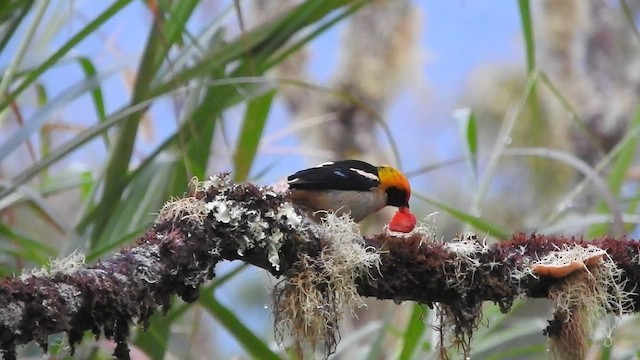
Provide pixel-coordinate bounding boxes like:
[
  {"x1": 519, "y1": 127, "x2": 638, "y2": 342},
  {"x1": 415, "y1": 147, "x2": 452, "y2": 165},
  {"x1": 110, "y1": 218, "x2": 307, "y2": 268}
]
[{"x1": 0, "y1": 175, "x2": 638, "y2": 360}]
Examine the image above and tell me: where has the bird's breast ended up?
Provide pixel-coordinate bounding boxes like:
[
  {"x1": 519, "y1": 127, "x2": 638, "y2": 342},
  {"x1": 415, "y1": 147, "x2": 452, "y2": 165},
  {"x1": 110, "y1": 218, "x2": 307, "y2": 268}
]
[{"x1": 289, "y1": 189, "x2": 386, "y2": 222}]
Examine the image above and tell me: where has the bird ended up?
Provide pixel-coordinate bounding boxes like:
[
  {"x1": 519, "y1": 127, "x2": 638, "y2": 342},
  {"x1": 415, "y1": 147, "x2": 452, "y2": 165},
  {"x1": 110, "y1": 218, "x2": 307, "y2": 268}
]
[{"x1": 286, "y1": 159, "x2": 412, "y2": 223}]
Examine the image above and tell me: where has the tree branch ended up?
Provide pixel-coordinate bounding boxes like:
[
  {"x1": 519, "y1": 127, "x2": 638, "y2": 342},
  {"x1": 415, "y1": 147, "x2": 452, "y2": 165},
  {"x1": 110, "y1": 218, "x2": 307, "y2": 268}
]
[{"x1": 0, "y1": 175, "x2": 637, "y2": 360}]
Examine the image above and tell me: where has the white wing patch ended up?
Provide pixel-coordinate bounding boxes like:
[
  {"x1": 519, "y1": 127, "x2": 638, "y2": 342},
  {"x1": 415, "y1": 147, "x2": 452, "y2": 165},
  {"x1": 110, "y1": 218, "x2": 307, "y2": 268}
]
[
  {"x1": 315, "y1": 161, "x2": 334, "y2": 168},
  {"x1": 288, "y1": 177, "x2": 300, "y2": 183},
  {"x1": 350, "y1": 168, "x2": 379, "y2": 181}
]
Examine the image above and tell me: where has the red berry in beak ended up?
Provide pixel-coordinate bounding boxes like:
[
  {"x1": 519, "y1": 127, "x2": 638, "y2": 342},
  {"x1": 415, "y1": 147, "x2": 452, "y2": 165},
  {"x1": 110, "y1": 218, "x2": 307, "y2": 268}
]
[{"x1": 388, "y1": 206, "x2": 416, "y2": 233}]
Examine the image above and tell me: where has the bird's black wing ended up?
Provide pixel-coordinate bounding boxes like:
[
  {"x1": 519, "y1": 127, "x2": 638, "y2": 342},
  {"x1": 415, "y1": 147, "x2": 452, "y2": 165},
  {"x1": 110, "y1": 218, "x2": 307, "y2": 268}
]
[{"x1": 287, "y1": 160, "x2": 380, "y2": 191}]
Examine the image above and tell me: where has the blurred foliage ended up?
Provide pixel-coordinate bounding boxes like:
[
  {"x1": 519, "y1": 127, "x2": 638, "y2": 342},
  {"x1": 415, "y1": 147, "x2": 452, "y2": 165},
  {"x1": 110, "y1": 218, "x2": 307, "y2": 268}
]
[{"x1": 1, "y1": 0, "x2": 639, "y2": 359}]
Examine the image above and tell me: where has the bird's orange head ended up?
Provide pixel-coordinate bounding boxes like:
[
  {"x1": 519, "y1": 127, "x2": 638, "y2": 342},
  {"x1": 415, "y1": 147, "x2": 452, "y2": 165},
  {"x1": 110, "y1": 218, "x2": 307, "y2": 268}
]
[{"x1": 377, "y1": 165, "x2": 411, "y2": 208}]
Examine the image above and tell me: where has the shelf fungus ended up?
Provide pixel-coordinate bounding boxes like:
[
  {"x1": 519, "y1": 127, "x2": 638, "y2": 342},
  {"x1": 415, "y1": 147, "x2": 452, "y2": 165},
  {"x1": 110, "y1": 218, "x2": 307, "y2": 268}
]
[{"x1": 531, "y1": 246, "x2": 606, "y2": 278}]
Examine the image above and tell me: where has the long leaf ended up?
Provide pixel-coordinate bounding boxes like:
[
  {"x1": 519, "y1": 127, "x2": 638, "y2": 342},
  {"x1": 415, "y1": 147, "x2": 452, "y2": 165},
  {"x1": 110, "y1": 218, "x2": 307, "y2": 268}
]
[
  {"x1": 91, "y1": 152, "x2": 176, "y2": 247},
  {"x1": 0, "y1": 69, "x2": 118, "y2": 164},
  {"x1": 454, "y1": 108, "x2": 479, "y2": 179},
  {"x1": 200, "y1": 292, "x2": 281, "y2": 360},
  {"x1": 398, "y1": 304, "x2": 428, "y2": 360},
  {"x1": 0, "y1": 0, "x2": 34, "y2": 56},
  {"x1": 516, "y1": 0, "x2": 542, "y2": 146},
  {"x1": 588, "y1": 107, "x2": 640, "y2": 237},
  {"x1": 84, "y1": 225, "x2": 147, "y2": 263},
  {"x1": 415, "y1": 192, "x2": 511, "y2": 240},
  {"x1": 0, "y1": 223, "x2": 56, "y2": 265},
  {"x1": 0, "y1": 0, "x2": 132, "y2": 111},
  {"x1": 133, "y1": 264, "x2": 248, "y2": 359},
  {"x1": 517, "y1": 0, "x2": 535, "y2": 73},
  {"x1": 76, "y1": 56, "x2": 109, "y2": 147},
  {"x1": 233, "y1": 90, "x2": 275, "y2": 181},
  {"x1": 151, "y1": 0, "x2": 359, "y2": 98},
  {"x1": 84, "y1": 0, "x2": 201, "y2": 246},
  {"x1": 0, "y1": 94, "x2": 160, "y2": 202}
]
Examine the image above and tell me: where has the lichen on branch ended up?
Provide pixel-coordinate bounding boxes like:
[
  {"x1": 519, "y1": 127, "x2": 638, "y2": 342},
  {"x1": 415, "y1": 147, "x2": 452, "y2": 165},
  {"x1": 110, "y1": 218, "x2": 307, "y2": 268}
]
[{"x1": 0, "y1": 174, "x2": 639, "y2": 360}]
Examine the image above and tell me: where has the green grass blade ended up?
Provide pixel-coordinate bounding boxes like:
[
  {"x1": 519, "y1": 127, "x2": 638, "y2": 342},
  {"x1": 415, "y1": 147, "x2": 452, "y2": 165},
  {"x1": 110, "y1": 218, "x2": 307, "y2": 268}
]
[
  {"x1": 454, "y1": 108, "x2": 479, "y2": 179},
  {"x1": 0, "y1": 0, "x2": 132, "y2": 111},
  {"x1": 599, "y1": 340, "x2": 612, "y2": 360},
  {"x1": 0, "y1": 0, "x2": 33, "y2": 21},
  {"x1": 151, "y1": 0, "x2": 357, "y2": 98},
  {"x1": 0, "y1": 0, "x2": 48, "y2": 102},
  {"x1": 92, "y1": 153, "x2": 176, "y2": 247},
  {"x1": 158, "y1": 0, "x2": 200, "y2": 48},
  {"x1": 516, "y1": 0, "x2": 542, "y2": 140},
  {"x1": 87, "y1": 0, "x2": 213, "y2": 246},
  {"x1": 504, "y1": 147, "x2": 624, "y2": 236},
  {"x1": 84, "y1": 226, "x2": 147, "y2": 263},
  {"x1": 83, "y1": 5, "x2": 175, "y2": 244},
  {"x1": 133, "y1": 313, "x2": 171, "y2": 360},
  {"x1": 265, "y1": 0, "x2": 368, "y2": 69},
  {"x1": 482, "y1": 344, "x2": 546, "y2": 360},
  {"x1": 77, "y1": 56, "x2": 109, "y2": 147},
  {"x1": 365, "y1": 310, "x2": 394, "y2": 360},
  {"x1": 0, "y1": 96, "x2": 154, "y2": 202},
  {"x1": 588, "y1": 106, "x2": 640, "y2": 237},
  {"x1": 76, "y1": 58, "x2": 106, "y2": 119},
  {"x1": 517, "y1": 0, "x2": 535, "y2": 72},
  {"x1": 398, "y1": 304, "x2": 428, "y2": 360},
  {"x1": 165, "y1": 264, "x2": 249, "y2": 324},
  {"x1": 473, "y1": 321, "x2": 546, "y2": 357},
  {"x1": 21, "y1": 189, "x2": 72, "y2": 237},
  {"x1": 0, "y1": 0, "x2": 34, "y2": 55},
  {"x1": 233, "y1": 90, "x2": 275, "y2": 182},
  {"x1": 0, "y1": 222, "x2": 57, "y2": 265},
  {"x1": 0, "y1": 68, "x2": 118, "y2": 164},
  {"x1": 415, "y1": 192, "x2": 511, "y2": 239},
  {"x1": 619, "y1": 0, "x2": 640, "y2": 45},
  {"x1": 134, "y1": 264, "x2": 249, "y2": 358},
  {"x1": 0, "y1": 172, "x2": 93, "y2": 211},
  {"x1": 200, "y1": 293, "x2": 281, "y2": 360}
]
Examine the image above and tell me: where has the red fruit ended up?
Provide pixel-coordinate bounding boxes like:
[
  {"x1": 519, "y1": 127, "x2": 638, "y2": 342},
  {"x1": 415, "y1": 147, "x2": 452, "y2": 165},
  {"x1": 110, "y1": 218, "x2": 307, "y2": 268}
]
[{"x1": 388, "y1": 207, "x2": 416, "y2": 233}]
